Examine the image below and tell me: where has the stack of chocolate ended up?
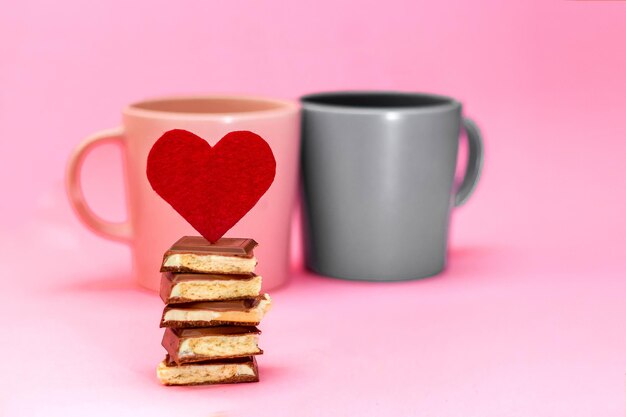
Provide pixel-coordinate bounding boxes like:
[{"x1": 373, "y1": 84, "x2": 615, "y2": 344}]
[{"x1": 156, "y1": 236, "x2": 272, "y2": 386}]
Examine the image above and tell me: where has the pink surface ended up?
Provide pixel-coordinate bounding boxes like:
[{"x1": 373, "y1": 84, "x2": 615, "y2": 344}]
[{"x1": 2, "y1": 1, "x2": 626, "y2": 416}]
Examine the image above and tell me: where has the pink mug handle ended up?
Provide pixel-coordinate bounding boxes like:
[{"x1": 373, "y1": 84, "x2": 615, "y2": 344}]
[{"x1": 66, "y1": 127, "x2": 133, "y2": 242}]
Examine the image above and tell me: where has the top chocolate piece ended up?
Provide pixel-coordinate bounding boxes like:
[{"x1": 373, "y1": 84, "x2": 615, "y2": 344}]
[
  {"x1": 166, "y1": 236, "x2": 258, "y2": 257},
  {"x1": 161, "y1": 236, "x2": 259, "y2": 274}
]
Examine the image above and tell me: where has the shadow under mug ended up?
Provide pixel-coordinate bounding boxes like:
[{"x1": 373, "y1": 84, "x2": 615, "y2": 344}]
[
  {"x1": 66, "y1": 95, "x2": 300, "y2": 291},
  {"x1": 300, "y1": 91, "x2": 484, "y2": 281}
]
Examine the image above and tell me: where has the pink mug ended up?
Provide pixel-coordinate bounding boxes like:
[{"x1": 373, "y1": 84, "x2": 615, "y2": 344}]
[{"x1": 66, "y1": 95, "x2": 300, "y2": 291}]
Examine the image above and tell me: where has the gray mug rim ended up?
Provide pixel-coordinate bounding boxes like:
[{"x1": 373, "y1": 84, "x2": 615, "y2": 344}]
[{"x1": 300, "y1": 90, "x2": 461, "y2": 115}]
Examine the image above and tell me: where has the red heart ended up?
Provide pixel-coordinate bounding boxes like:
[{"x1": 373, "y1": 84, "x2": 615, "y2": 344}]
[{"x1": 147, "y1": 129, "x2": 276, "y2": 243}]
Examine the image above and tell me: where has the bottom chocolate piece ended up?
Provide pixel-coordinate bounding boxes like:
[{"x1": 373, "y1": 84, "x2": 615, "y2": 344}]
[{"x1": 156, "y1": 355, "x2": 259, "y2": 386}]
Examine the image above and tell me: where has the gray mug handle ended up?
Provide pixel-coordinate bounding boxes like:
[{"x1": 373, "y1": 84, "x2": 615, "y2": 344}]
[{"x1": 454, "y1": 118, "x2": 484, "y2": 207}]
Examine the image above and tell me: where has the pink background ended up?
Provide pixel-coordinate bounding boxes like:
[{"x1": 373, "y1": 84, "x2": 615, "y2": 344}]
[{"x1": 2, "y1": 1, "x2": 626, "y2": 416}]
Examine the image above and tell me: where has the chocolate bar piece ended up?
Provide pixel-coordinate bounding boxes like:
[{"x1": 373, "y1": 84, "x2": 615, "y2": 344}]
[
  {"x1": 162, "y1": 326, "x2": 262, "y2": 364},
  {"x1": 160, "y1": 272, "x2": 262, "y2": 304},
  {"x1": 161, "y1": 294, "x2": 272, "y2": 328},
  {"x1": 157, "y1": 355, "x2": 259, "y2": 386},
  {"x1": 161, "y1": 236, "x2": 258, "y2": 274}
]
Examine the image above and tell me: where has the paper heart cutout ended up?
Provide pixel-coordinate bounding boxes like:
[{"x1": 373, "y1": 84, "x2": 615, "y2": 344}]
[{"x1": 147, "y1": 129, "x2": 276, "y2": 242}]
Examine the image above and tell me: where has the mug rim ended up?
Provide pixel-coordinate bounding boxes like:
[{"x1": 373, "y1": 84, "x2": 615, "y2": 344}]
[
  {"x1": 123, "y1": 94, "x2": 299, "y2": 120},
  {"x1": 300, "y1": 90, "x2": 461, "y2": 114}
]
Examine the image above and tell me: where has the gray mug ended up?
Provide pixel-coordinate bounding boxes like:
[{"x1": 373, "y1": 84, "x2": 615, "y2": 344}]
[{"x1": 300, "y1": 91, "x2": 484, "y2": 281}]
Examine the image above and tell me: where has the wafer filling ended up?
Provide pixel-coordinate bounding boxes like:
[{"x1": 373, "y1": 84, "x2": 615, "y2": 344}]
[
  {"x1": 179, "y1": 334, "x2": 259, "y2": 358},
  {"x1": 163, "y1": 253, "x2": 257, "y2": 274},
  {"x1": 164, "y1": 274, "x2": 262, "y2": 302}
]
